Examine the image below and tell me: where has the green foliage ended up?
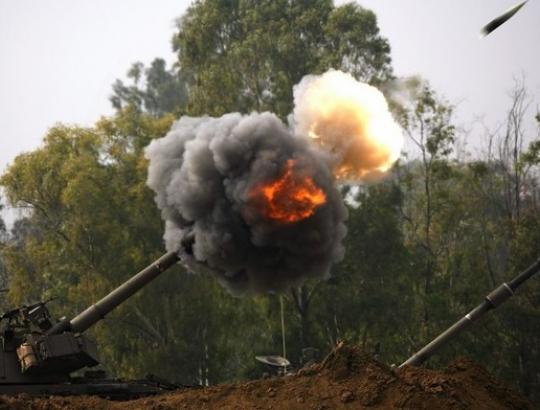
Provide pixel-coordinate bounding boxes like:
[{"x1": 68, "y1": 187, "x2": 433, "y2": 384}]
[
  {"x1": 0, "y1": 202, "x2": 7, "y2": 310},
  {"x1": 309, "y1": 183, "x2": 417, "y2": 364},
  {"x1": 111, "y1": 58, "x2": 188, "y2": 117},
  {"x1": 395, "y1": 84, "x2": 457, "y2": 347},
  {"x1": 173, "y1": 0, "x2": 392, "y2": 117},
  {"x1": 2, "y1": 1, "x2": 540, "y2": 403},
  {"x1": 522, "y1": 139, "x2": 540, "y2": 166},
  {"x1": 0, "y1": 112, "x2": 285, "y2": 384},
  {"x1": 2, "y1": 102, "x2": 540, "y2": 398}
]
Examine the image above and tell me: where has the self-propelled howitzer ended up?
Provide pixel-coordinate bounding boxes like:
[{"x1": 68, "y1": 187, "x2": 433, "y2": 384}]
[{"x1": 0, "y1": 251, "x2": 180, "y2": 398}]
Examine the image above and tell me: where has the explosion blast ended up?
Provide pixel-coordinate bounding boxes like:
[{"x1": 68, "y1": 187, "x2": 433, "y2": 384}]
[
  {"x1": 146, "y1": 70, "x2": 403, "y2": 294},
  {"x1": 293, "y1": 70, "x2": 403, "y2": 181},
  {"x1": 146, "y1": 113, "x2": 347, "y2": 294},
  {"x1": 249, "y1": 159, "x2": 326, "y2": 224}
]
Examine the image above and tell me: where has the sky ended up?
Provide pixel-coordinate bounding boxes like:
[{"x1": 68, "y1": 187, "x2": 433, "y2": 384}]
[
  {"x1": 356, "y1": 0, "x2": 540, "y2": 153},
  {"x1": 1, "y1": 0, "x2": 539, "y2": 221}
]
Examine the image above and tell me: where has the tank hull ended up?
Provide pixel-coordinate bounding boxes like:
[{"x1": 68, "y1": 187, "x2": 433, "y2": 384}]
[{"x1": 0, "y1": 377, "x2": 178, "y2": 400}]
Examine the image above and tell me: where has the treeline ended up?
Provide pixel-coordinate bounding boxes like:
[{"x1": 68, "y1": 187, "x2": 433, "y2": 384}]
[{"x1": 1, "y1": 0, "x2": 540, "y2": 401}]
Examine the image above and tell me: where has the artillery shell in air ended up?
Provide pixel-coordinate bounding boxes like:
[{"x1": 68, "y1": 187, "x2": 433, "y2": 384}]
[{"x1": 481, "y1": 1, "x2": 527, "y2": 37}]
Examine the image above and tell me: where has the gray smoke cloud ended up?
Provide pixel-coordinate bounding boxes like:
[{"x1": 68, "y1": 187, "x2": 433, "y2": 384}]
[{"x1": 146, "y1": 112, "x2": 347, "y2": 294}]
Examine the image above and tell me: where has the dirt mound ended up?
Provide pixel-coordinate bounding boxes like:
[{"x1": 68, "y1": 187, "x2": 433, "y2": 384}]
[{"x1": 0, "y1": 343, "x2": 535, "y2": 409}]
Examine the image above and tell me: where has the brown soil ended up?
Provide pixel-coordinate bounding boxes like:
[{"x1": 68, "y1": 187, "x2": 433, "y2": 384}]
[{"x1": 0, "y1": 342, "x2": 535, "y2": 410}]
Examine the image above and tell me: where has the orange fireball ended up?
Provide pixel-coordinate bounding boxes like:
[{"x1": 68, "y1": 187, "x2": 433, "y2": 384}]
[{"x1": 250, "y1": 160, "x2": 326, "y2": 223}]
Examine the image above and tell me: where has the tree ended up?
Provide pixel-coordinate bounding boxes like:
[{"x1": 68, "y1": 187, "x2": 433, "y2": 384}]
[
  {"x1": 397, "y1": 83, "x2": 456, "y2": 341},
  {"x1": 497, "y1": 79, "x2": 531, "y2": 224},
  {"x1": 173, "y1": 0, "x2": 392, "y2": 117},
  {"x1": 0, "y1": 202, "x2": 8, "y2": 309},
  {"x1": 110, "y1": 58, "x2": 188, "y2": 117},
  {"x1": 9, "y1": 1, "x2": 540, "y2": 400},
  {"x1": 522, "y1": 109, "x2": 540, "y2": 166},
  {"x1": 171, "y1": 0, "x2": 394, "y2": 354},
  {"x1": 390, "y1": 81, "x2": 540, "y2": 402},
  {"x1": 0, "y1": 111, "x2": 285, "y2": 384},
  {"x1": 308, "y1": 182, "x2": 416, "y2": 363},
  {"x1": 0, "y1": 201, "x2": 6, "y2": 247}
]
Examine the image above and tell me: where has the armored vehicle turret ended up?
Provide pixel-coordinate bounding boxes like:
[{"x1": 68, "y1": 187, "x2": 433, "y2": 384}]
[{"x1": 0, "y1": 251, "x2": 180, "y2": 398}]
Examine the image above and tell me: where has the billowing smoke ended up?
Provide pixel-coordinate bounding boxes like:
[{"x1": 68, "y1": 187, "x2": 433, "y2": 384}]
[
  {"x1": 293, "y1": 70, "x2": 403, "y2": 181},
  {"x1": 146, "y1": 112, "x2": 347, "y2": 294},
  {"x1": 146, "y1": 69, "x2": 403, "y2": 294}
]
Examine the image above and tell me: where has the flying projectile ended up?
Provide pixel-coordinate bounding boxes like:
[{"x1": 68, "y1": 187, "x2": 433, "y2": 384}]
[{"x1": 481, "y1": 1, "x2": 528, "y2": 37}]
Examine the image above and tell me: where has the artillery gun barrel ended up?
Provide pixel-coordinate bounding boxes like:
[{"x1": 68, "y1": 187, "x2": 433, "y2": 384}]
[
  {"x1": 47, "y1": 251, "x2": 179, "y2": 335},
  {"x1": 400, "y1": 257, "x2": 540, "y2": 368}
]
